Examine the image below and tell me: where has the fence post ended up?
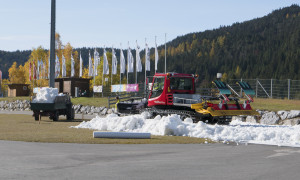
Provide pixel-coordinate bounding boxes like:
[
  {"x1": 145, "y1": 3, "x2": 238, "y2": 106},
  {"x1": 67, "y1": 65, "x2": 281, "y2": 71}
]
[
  {"x1": 288, "y1": 79, "x2": 290, "y2": 100},
  {"x1": 270, "y1": 78, "x2": 273, "y2": 98},
  {"x1": 256, "y1": 78, "x2": 258, "y2": 98}
]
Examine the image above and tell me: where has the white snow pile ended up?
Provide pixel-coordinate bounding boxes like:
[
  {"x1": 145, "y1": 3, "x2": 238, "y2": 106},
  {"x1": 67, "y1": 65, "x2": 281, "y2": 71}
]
[
  {"x1": 32, "y1": 87, "x2": 64, "y2": 103},
  {"x1": 73, "y1": 113, "x2": 300, "y2": 147}
]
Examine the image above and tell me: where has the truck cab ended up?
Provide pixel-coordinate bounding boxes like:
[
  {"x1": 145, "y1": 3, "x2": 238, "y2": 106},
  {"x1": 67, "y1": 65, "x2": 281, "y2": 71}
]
[{"x1": 148, "y1": 72, "x2": 199, "y2": 107}]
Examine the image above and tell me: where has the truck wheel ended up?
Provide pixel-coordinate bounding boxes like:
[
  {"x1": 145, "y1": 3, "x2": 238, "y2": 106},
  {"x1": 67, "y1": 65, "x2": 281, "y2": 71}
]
[
  {"x1": 53, "y1": 111, "x2": 59, "y2": 121},
  {"x1": 71, "y1": 108, "x2": 75, "y2": 120},
  {"x1": 34, "y1": 111, "x2": 39, "y2": 121},
  {"x1": 67, "y1": 107, "x2": 74, "y2": 120}
]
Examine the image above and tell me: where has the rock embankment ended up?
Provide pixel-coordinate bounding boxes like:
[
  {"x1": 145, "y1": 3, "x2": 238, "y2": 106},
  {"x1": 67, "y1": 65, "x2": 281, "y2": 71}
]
[
  {"x1": 0, "y1": 100, "x2": 31, "y2": 111},
  {"x1": 1, "y1": 100, "x2": 300, "y2": 125},
  {"x1": 233, "y1": 110, "x2": 300, "y2": 126},
  {"x1": 0, "y1": 100, "x2": 115, "y2": 116}
]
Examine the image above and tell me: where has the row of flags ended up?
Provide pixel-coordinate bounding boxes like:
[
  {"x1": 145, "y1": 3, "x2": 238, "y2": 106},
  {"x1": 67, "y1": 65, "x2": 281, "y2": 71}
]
[
  {"x1": 28, "y1": 42, "x2": 159, "y2": 81},
  {"x1": 86, "y1": 42, "x2": 159, "y2": 78}
]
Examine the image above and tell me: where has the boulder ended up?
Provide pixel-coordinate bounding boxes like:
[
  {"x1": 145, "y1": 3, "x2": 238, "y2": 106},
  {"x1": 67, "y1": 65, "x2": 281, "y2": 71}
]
[
  {"x1": 85, "y1": 106, "x2": 91, "y2": 114},
  {"x1": 245, "y1": 116, "x2": 258, "y2": 123},
  {"x1": 94, "y1": 107, "x2": 101, "y2": 113},
  {"x1": 107, "y1": 108, "x2": 112, "y2": 114},
  {"x1": 282, "y1": 118, "x2": 300, "y2": 126},
  {"x1": 288, "y1": 110, "x2": 300, "y2": 119},
  {"x1": 277, "y1": 110, "x2": 289, "y2": 120},
  {"x1": 101, "y1": 108, "x2": 108, "y2": 115},
  {"x1": 260, "y1": 111, "x2": 280, "y2": 125},
  {"x1": 80, "y1": 106, "x2": 86, "y2": 113},
  {"x1": 232, "y1": 116, "x2": 245, "y2": 122}
]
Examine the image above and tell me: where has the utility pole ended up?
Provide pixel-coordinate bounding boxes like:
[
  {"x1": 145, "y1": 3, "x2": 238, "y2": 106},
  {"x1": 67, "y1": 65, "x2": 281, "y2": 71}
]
[
  {"x1": 49, "y1": 0, "x2": 56, "y2": 88},
  {"x1": 165, "y1": 33, "x2": 167, "y2": 73}
]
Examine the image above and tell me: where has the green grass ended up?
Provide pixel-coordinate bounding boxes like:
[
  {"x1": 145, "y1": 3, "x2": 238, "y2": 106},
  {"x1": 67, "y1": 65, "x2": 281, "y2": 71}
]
[
  {"x1": 0, "y1": 96, "x2": 30, "y2": 102},
  {"x1": 251, "y1": 98, "x2": 300, "y2": 111},
  {"x1": 0, "y1": 114, "x2": 211, "y2": 144},
  {"x1": 71, "y1": 97, "x2": 108, "y2": 107}
]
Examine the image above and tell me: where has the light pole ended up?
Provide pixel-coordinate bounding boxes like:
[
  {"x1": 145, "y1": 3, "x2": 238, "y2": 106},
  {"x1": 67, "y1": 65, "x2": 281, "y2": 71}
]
[{"x1": 49, "y1": 0, "x2": 56, "y2": 88}]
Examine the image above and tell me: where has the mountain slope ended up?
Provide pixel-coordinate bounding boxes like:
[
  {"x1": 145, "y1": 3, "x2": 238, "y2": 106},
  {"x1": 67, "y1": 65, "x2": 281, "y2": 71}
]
[{"x1": 160, "y1": 5, "x2": 300, "y2": 82}]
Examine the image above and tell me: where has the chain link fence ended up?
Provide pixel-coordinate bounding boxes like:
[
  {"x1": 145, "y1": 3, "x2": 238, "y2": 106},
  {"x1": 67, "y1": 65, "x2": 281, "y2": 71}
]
[
  {"x1": 227, "y1": 79, "x2": 300, "y2": 100},
  {"x1": 104, "y1": 79, "x2": 300, "y2": 100}
]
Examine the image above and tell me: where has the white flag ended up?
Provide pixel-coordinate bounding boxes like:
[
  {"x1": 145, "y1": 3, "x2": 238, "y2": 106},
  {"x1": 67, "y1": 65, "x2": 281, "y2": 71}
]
[
  {"x1": 155, "y1": 42, "x2": 159, "y2": 71},
  {"x1": 103, "y1": 49, "x2": 109, "y2": 75},
  {"x1": 88, "y1": 51, "x2": 93, "y2": 77},
  {"x1": 127, "y1": 47, "x2": 134, "y2": 73},
  {"x1": 112, "y1": 48, "x2": 117, "y2": 75},
  {"x1": 37, "y1": 60, "x2": 40, "y2": 80},
  {"x1": 39, "y1": 60, "x2": 42, "y2": 79},
  {"x1": 120, "y1": 49, "x2": 125, "y2": 74},
  {"x1": 71, "y1": 54, "x2": 75, "y2": 77},
  {"x1": 62, "y1": 55, "x2": 66, "y2": 77},
  {"x1": 136, "y1": 42, "x2": 142, "y2": 72},
  {"x1": 94, "y1": 49, "x2": 100, "y2": 76},
  {"x1": 79, "y1": 53, "x2": 83, "y2": 77},
  {"x1": 48, "y1": 57, "x2": 50, "y2": 79},
  {"x1": 145, "y1": 43, "x2": 150, "y2": 71},
  {"x1": 40, "y1": 60, "x2": 44, "y2": 79},
  {"x1": 55, "y1": 55, "x2": 60, "y2": 78}
]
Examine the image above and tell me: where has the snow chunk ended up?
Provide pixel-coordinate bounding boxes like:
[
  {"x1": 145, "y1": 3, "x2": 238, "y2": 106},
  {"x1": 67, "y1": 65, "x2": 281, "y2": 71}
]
[{"x1": 32, "y1": 87, "x2": 64, "y2": 103}]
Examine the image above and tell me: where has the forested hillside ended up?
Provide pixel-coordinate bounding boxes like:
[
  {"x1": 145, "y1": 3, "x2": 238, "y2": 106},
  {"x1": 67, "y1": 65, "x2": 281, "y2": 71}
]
[
  {"x1": 1, "y1": 5, "x2": 300, "y2": 84},
  {"x1": 159, "y1": 5, "x2": 300, "y2": 83},
  {"x1": 0, "y1": 50, "x2": 31, "y2": 78}
]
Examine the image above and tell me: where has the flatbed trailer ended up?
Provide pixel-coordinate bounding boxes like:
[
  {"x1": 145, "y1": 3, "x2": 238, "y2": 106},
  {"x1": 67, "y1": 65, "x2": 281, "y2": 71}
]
[{"x1": 30, "y1": 95, "x2": 74, "y2": 121}]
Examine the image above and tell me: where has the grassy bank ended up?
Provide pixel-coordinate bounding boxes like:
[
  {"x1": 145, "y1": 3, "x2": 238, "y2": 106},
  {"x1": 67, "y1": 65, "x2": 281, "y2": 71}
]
[
  {"x1": 0, "y1": 114, "x2": 211, "y2": 144},
  {"x1": 251, "y1": 98, "x2": 300, "y2": 111}
]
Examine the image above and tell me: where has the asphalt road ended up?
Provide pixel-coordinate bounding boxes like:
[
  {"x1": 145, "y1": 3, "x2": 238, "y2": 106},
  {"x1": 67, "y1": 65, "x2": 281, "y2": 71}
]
[{"x1": 1, "y1": 141, "x2": 300, "y2": 180}]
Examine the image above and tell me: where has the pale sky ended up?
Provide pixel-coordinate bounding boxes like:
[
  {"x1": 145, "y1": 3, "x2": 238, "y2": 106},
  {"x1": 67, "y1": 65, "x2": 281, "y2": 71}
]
[{"x1": 0, "y1": 0, "x2": 299, "y2": 51}]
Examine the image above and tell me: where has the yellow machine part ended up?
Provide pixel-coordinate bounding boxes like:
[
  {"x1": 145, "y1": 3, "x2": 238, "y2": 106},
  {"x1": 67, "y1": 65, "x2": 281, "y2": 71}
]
[{"x1": 191, "y1": 103, "x2": 260, "y2": 117}]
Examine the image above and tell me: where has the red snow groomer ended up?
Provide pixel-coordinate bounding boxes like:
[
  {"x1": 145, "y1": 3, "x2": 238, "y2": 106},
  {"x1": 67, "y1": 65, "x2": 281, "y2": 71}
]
[{"x1": 117, "y1": 72, "x2": 259, "y2": 124}]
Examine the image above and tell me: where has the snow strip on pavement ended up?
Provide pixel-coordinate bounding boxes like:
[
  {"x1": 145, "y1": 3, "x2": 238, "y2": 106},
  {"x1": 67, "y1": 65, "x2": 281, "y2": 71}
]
[{"x1": 72, "y1": 113, "x2": 300, "y2": 147}]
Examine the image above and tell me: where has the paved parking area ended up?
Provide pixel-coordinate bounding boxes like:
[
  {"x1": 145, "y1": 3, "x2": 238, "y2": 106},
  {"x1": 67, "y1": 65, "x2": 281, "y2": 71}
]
[{"x1": 0, "y1": 141, "x2": 300, "y2": 180}]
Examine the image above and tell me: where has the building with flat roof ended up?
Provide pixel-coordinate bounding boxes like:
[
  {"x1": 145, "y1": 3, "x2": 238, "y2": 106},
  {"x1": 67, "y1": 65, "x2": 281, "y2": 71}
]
[
  {"x1": 7, "y1": 84, "x2": 30, "y2": 97},
  {"x1": 55, "y1": 77, "x2": 92, "y2": 97}
]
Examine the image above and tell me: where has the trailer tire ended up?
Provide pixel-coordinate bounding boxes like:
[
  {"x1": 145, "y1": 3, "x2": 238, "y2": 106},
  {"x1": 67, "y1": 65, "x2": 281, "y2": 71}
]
[
  {"x1": 53, "y1": 111, "x2": 59, "y2": 121},
  {"x1": 71, "y1": 108, "x2": 75, "y2": 120},
  {"x1": 34, "y1": 111, "x2": 39, "y2": 121},
  {"x1": 67, "y1": 107, "x2": 75, "y2": 120}
]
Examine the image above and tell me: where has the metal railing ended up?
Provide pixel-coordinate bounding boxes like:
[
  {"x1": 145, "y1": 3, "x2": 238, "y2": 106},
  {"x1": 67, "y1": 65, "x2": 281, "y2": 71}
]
[{"x1": 226, "y1": 79, "x2": 300, "y2": 100}]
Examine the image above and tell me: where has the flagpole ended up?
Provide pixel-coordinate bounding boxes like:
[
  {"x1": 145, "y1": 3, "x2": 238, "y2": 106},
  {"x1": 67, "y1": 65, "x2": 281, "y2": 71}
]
[
  {"x1": 102, "y1": 47, "x2": 104, "y2": 98},
  {"x1": 120, "y1": 43, "x2": 122, "y2": 86},
  {"x1": 93, "y1": 49, "x2": 95, "y2": 98},
  {"x1": 111, "y1": 46, "x2": 113, "y2": 89},
  {"x1": 165, "y1": 33, "x2": 167, "y2": 74},
  {"x1": 135, "y1": 40, "x2": 137, "y2": 84},
  {"x1": 144, "y1": 38, "x2": 147, "y2": 95},
  {"x1": 155, "y1": 36, "x2": 157, "y2": 74}
]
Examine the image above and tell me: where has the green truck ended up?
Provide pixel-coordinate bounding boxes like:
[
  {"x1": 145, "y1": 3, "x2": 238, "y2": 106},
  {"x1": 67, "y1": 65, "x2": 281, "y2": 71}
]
[{"x1": 30, "y1": 94, "x2": 75, "y2": 121}]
